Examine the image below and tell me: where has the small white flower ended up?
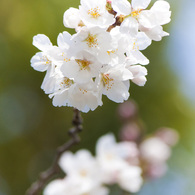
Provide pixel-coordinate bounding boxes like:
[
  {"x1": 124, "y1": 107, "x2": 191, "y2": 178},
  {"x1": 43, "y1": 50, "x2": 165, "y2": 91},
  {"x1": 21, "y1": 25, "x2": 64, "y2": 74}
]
[
  {"x1": 96, "y1": 134, "x2": 143, "y2": 192},
  {"x1": 125, "y1": 32, "x2": 151, "y2": 65},
  {"x1": 44, "y1": 177, "x2": 109, "y2": 195},
  {"x1": 58, "y1": 150, "x2": 106, "y2": 194},
  {"x1": 31, "y1": 34, "x2": 54, "y2": 72},
  {"x1": 97, "y1": 65, "x2": 133, "y2": 103},
  {"x1": 72, "y1": 26, "x2": 113, "y2": 60},
  {"x1": 60, "y1": 51, "x2": 101, "y2": 84},
  {"x1": 31, "y1": 52, "x2": 52, "y2": 72},
  {"x1": 68, "y1": 81, "x2": 102, "y2": 113},
  {"x1": 79, "y1": 0, "x2": 115, "y2": 28},
  {"x1": 59, "y1": 150, "x2": 101, "y2": 180},
  {"x1": 63, "y1": 8, "x2": 83, "y2": 30},
  {"x1": 100, "y1": 27, "x2": 128, "y2": 64},
  {"x1": 112, "y1": 0, "x2": 171, "y2": 38},
  {"x1": 128, "y1": 65, "x2": 148, "y2": 86}
]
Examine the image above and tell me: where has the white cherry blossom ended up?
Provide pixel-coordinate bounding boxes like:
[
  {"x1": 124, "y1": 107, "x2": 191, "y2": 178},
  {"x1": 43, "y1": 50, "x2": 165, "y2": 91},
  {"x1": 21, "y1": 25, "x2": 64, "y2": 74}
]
[
  {"x1": 44, "y1": 177, "x2": 109, "y2": 195},
  {"x1": 79, "y1": 0, "x2": 115, "y2": 28},
  {"x1": 72, "y1": 26, "x2": 113, "y2": 60},
  {"x1": 59, "y1": 150, "x2": 102, "y2": 184},
  {"x1": 31, "y1": 34, "x2": 54, "y2": 72},
  {"x1": 125, "y1": 32, "x2": 151, "y2": 65},
  {"x1": 112, "y1": 0, "x2": 171, "y2": 38},
  {"x1": 31, "y1": 0, "x2": 171, "y2": 112},
  {"x1": 63, "y1": 8, "x2": 83, "y2": 31},
  {"x1": 96, "y1": 133, "x2": 143, "y2": 192},
  {"x1": 68, "y1": 81, "x2": 102, "y2": 113},
  {"x1": 60, "y1": 51, "x2": 101, "y2": 84},
  {"x1": 97, "y1": 65, "x2": 133, "y2": 103}
]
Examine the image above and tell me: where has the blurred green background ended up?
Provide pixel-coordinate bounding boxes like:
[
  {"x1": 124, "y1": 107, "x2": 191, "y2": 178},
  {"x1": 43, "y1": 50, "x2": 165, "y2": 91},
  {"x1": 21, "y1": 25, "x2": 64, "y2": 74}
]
[{"x1": 0, "y1": 0, "x2": 195, "y2": 194}]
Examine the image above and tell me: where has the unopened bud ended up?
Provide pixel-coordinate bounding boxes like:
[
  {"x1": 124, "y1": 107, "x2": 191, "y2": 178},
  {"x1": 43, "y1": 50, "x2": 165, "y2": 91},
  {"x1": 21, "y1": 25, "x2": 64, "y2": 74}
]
[
  {"x1": 118, "y1": 100, "x2": 138, "y2": 121},
  {"x1": 120, "y1": 122, "x2": 141, "y2": 142}
]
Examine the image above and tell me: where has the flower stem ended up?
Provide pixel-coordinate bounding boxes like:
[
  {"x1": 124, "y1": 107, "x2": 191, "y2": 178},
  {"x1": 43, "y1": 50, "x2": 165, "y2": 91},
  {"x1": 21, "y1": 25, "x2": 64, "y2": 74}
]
[{"x1": 25, "y1": 108, "x2": 83, "y2": 195}]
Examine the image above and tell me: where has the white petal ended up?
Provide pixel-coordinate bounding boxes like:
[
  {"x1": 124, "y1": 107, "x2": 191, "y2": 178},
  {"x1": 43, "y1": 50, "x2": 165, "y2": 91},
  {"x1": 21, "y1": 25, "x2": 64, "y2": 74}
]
[
  {"x1": 139, "y1": 10, "x2": 158, "y2": 28},
  {"x1": 112, "y1": 0, "x2": 131, "y2": 15},
  {"x1": 41, "y1": 65, "x2": 56, "y2": 94},
  {"x1": 96, "y1": 133, "x2": 116, "y2": 155},
  {"x1": 59, "y1": 152, "x2": 74, "y2": 173},
  {"x1": 57, "y1": 31, "x2": 72, "y2": 49},
  {"x1": 144, "y1": 25, "x2": 169, "y2": 41},
  {"x1": 60, "y1": 61, "x2": 79, "y2": 79},
  {"x1": 30, "y1": 52, "x2": 49, "y2": 72},
  {"x1": 132, "y1": 0, "x2": 151, "y2": 9},
  {"x1": 33, "y1": 34, "x2": 53, "y2": 52},
  {"x1": 131, "y1": 50, "x2": 149, "y2": 65},
  {"x1": 120, "y1": 17, "x2": 138, "y2": 37},
  {"x1": 43, "y1": 179, "x2": 67, "y2": 195},
  {"x1": 118, "y1": 166, "x2": 143, "y2": 193},
  {"x1": 121, "y1": 68, "x2": 134, "y2": 80},
  {"x1": 63, "y1": 7, "x2": 81, "y2": 29},
  {"x1": 52, "y1": 90, "x2": 69, "y2": 107},
  {"x1": 132, "y1": 76, "x2": 147, "y2": 86},
  {"x1": 136, "y1": 32, "x2": 152, "y2": 50},
  {"x1": 150, "y1": 0, "x2": 171, "y2": 25},
  {"x1": 129, "y1": 65, "x2": 147, "y2": 77},
  {"x1": 104, "y1": 81, "x2": 130, "y2": 103},
  {"x1": 74, "y1": 69, "x2": 92, "y2": 84}
]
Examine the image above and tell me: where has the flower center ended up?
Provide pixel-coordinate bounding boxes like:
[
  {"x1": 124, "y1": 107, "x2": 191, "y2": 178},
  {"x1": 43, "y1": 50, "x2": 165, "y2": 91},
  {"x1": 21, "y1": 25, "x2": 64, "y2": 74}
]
[
  {"x1": 61, "y1": 52, "x2": 70, "y2": 62},
  {"x1": 88, "y1": 7, "x2": 101, "y2": 18},
  {"x1": 42, "y1": 55, "x2": 51, "y2": 65},
  {"x1": 132, "y1": 41, "x2": 139, "y2": 50},
  {"x1": 107, "y1": 49, "x2": 118, "y2": 55},
  {"x1": 102, "y1": 73, "x2": 114, "y2": 90},
  {"x1": 131, "y1": 9, "x2": 142, "y2": 18},
  {"x1": 60, "y1": 77, "x2": 73, "y2": 88},
  {"x1": 84, "y1": 33, "x2": 98, "y2": 48},
  {"x1": 80, "y1": 169, "x2": 87, "y2": 177},
  {"x1": 75, "y1": 59, "x2": 91, "y2": 71},
  {"x1": 79, "y1": 88, "x2": 88, "y2": 94}
]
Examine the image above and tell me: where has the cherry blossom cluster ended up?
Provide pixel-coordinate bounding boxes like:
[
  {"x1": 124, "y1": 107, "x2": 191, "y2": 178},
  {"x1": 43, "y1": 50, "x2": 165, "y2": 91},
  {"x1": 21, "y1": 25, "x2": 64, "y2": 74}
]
[
  {"x1": 31, "y1": 0, "x2": 171, "y2": 112},
  {"x1": 43, "y1": 129, "x2": 178, "y2": 195}
]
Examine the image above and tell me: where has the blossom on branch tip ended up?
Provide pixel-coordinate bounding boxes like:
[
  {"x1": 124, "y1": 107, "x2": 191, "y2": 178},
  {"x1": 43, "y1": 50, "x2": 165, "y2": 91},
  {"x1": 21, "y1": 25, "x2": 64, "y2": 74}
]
[{"x1": 31, "y1": 0, "x2": 171, "y2": 112}]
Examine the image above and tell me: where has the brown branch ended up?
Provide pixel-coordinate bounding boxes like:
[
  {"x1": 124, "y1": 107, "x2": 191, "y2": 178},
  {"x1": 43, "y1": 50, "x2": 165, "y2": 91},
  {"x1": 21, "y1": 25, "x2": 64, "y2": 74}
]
[
  {"x1": 107, "y1": 16, "x2": 123, "y2": 32},
  {"x1": 25, "y1": 108, "x2": 83, "y2": 195}
]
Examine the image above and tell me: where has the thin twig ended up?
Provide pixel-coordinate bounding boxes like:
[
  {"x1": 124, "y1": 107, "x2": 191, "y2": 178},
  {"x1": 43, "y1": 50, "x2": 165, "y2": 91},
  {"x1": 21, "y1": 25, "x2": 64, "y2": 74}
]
[{"x1": 25, "y1": 108, "x2": 83, "y2": 195}]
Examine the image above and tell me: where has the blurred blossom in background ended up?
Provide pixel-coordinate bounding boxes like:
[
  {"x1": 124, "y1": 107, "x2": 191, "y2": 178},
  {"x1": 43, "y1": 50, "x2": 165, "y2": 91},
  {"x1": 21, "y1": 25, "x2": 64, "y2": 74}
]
[{"x1": 0, "y1": 0, "x2": 195, "y2": 194}]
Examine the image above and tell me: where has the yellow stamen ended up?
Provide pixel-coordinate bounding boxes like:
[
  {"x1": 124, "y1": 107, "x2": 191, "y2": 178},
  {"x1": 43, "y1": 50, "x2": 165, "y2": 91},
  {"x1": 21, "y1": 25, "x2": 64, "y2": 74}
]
[
  {"x1": 75, "y1": 59, "x2": 91, "y2": 71},
  {"x1": 107, "y1": 49, "x2": 118, "y2": 55},
  {"x1": 132, "y1": 41, "x2": 139, "y2": 50},
  {"x1": 62, "y1": 52, "x2": 70, "y2": 62},
  {"x1": 60, "y1": 77, "x2": 73, "y2": 88},
  {"x1": 42, "y1": 55, "x2": 51, "y2": 65},
  {"x1": 79, "y1": 88, "x2": 88, "y2": 94},
  {"x1": 88, "y1": 7, "x2": 100, "y2": 18},
  {"x1": 84, "y1": 33, "x2": 98, "y2": 48},
  {"x1": 131, "y1": 9, "x2": 142, "y2": 18},
  {"x1": 80, "y1": 170, "x2": 87, "y2": 177},
  {"x1": 102, "y1": 73, "x2": 114, "y2": 91}
]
